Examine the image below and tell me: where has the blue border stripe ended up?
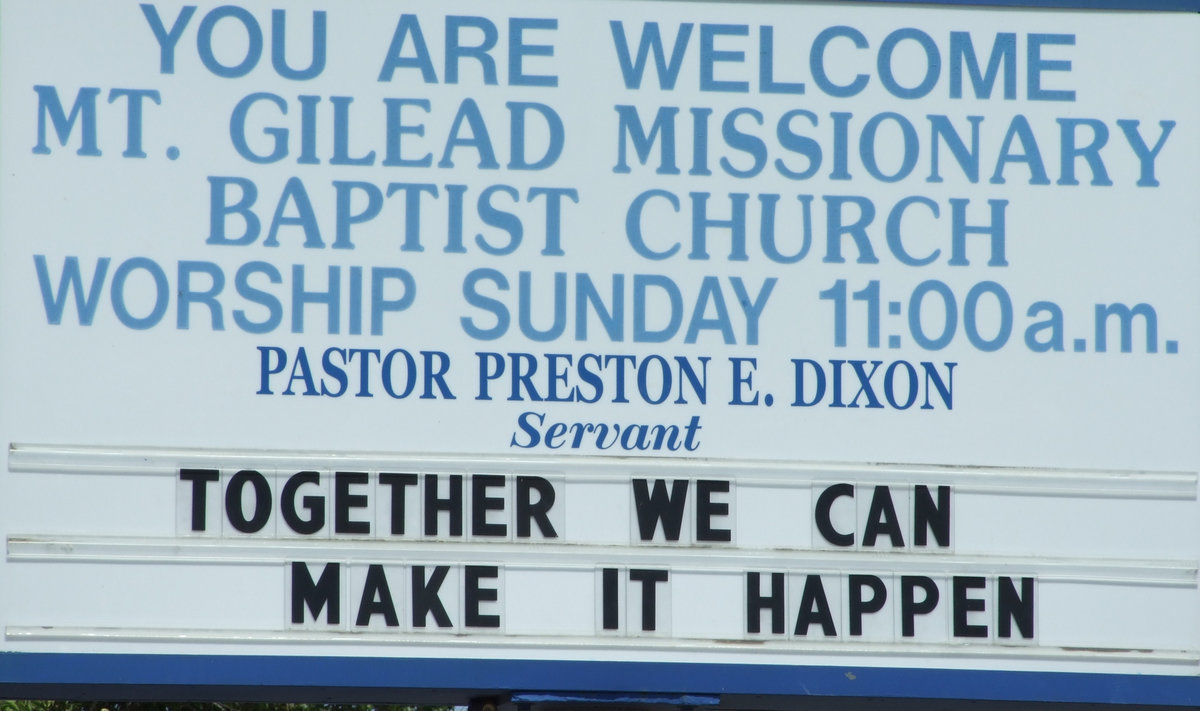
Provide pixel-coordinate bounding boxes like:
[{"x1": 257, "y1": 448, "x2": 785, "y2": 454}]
[
  {"x1": 2, "y1": 654, "x2": 1200, "y2": 706},
  {"x1": 838, "y1": 0, "x2": 1200, "y2": 9}
]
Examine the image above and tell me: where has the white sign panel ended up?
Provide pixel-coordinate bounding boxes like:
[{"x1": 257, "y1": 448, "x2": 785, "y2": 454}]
[{"x1": 1, "y1": 0, "x2": 1198, "y2": 704}]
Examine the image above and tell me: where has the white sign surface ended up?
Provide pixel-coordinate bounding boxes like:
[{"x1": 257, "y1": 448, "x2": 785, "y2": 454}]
[{"x1": 1, "y1": 0, "x2": 1198, "y2": 704}]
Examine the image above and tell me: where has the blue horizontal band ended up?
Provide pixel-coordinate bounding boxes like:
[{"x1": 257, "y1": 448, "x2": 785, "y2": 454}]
[
  {"x1": 510, "y1": 692, "x2": 720, "y2": 705},
  {"x1": 836, "y1": 0, "x2": 1200, "y2": 9},
  {"x1": 2, "y1": 654, "x2": 1199, "y2": 706}
]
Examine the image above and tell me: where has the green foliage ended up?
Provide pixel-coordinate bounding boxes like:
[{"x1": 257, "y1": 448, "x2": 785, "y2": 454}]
[{"x1": 0, "y1": 704, "x2": 444, "y2": 711}]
